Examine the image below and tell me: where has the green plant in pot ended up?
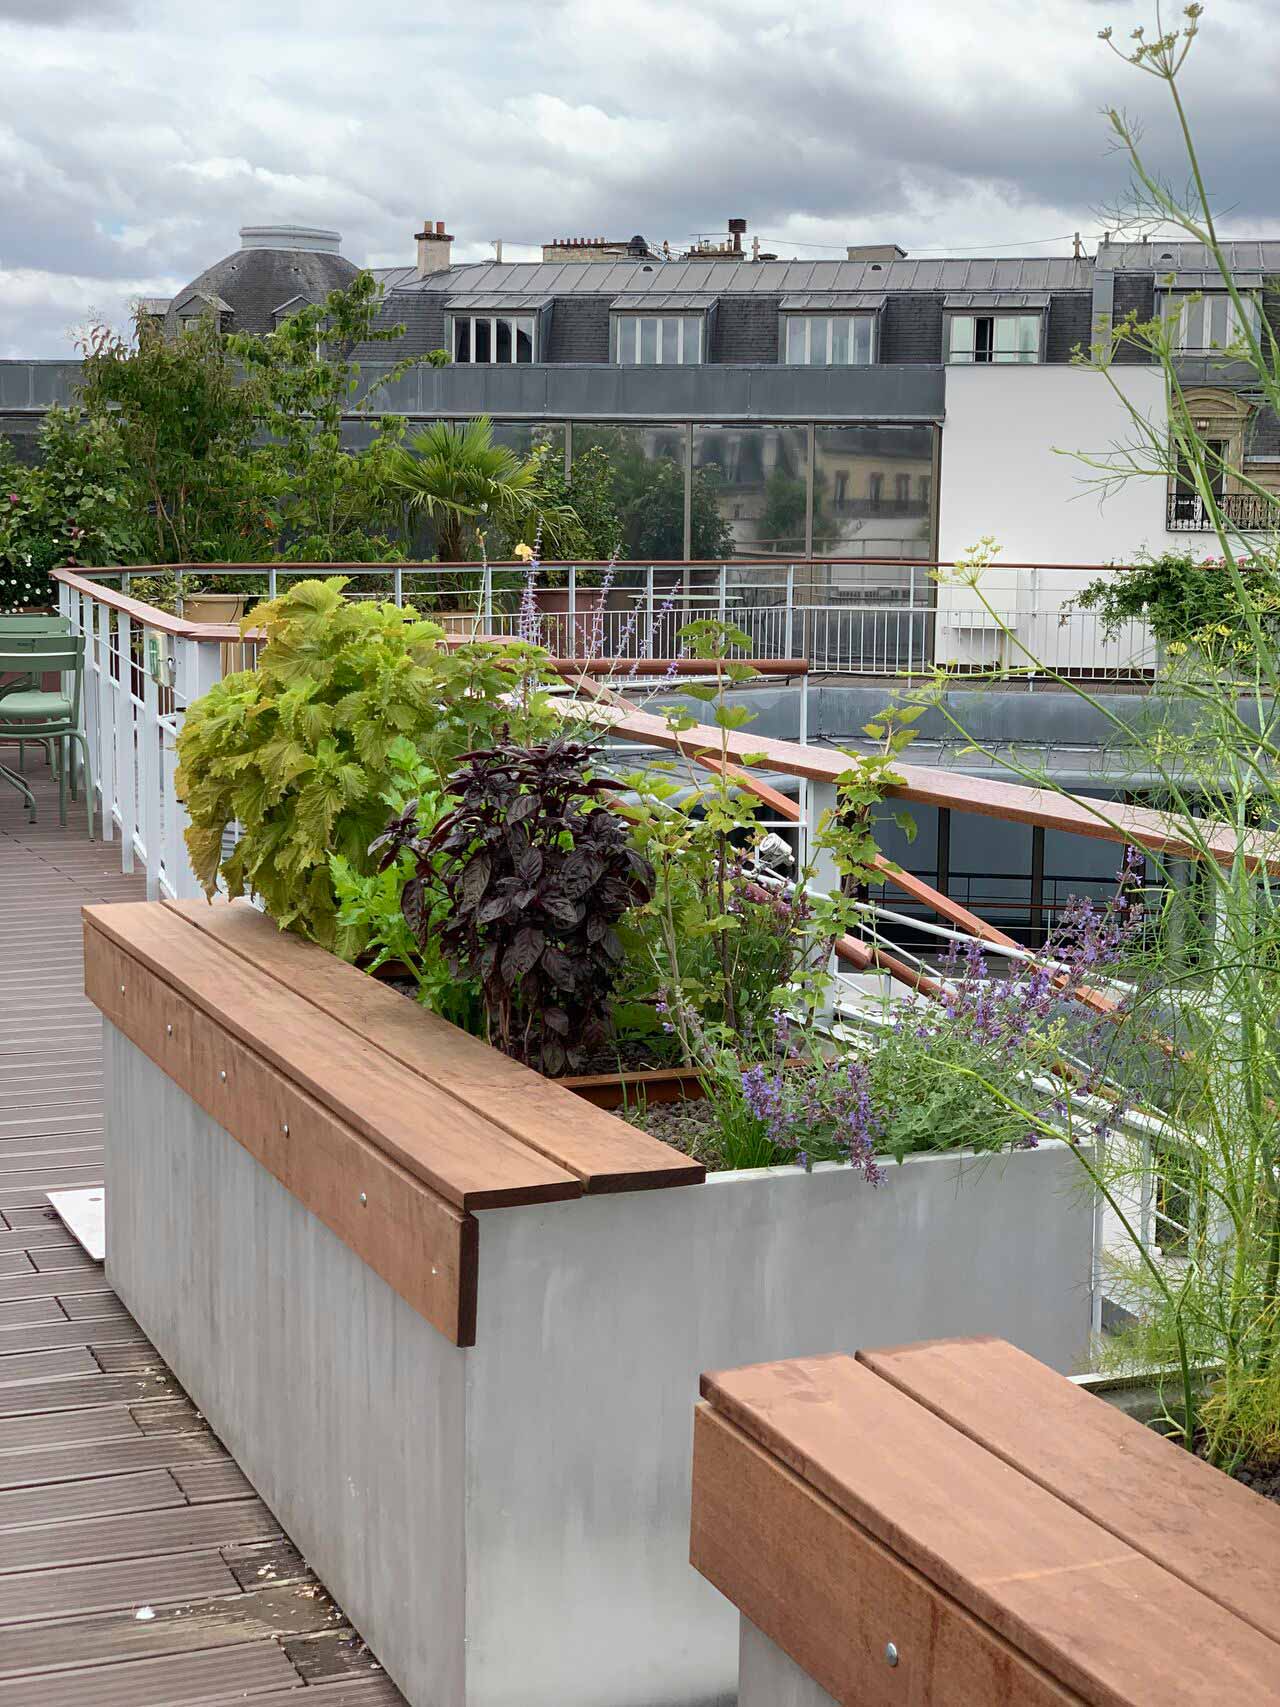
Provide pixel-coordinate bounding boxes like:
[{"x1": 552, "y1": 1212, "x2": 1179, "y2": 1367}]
[{"x1": 175, "y1": 576, "x2": 552, "y2": 951}]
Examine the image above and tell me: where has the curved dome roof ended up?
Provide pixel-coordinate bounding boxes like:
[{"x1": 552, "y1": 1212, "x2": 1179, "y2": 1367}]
[{"x1": 166, "y1": 226, "x2": 359, "y2": 337}]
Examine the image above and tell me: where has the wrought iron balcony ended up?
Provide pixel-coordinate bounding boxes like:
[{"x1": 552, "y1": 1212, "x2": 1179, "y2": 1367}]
[{"x1": 1166, "y1": 489, "x2": 1278, "y2": 532}]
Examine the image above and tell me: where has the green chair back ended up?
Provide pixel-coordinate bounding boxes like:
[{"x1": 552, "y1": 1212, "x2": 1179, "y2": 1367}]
[{"x1": 0, "y1": 615, "x2": 71, "y2": 635}]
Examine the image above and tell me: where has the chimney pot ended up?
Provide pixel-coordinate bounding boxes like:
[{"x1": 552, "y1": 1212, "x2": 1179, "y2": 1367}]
[
  {"x1": 436, "y1": 220, "x2": 445, "y2": 235},
  {"x1": 415, "y1": 217, "x2": 453, "y2": 277}
]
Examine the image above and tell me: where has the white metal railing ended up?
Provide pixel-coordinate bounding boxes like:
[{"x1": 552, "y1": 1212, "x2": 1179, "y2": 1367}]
[{"x1": 89, "y1": 560, "x2": 1158, "y2": 682}]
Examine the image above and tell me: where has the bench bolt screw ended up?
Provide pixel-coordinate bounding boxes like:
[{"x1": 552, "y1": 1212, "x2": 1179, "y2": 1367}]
[
  {"x1": 886, "y1": 1643, "x2": 899, "y2": 1667},
  {"x1": 359, "y1": 1192, "x2": 368, "y2": 1206},
  {"x1": 219, "y1": 1070, "x2": 227, "y2": 1082}
]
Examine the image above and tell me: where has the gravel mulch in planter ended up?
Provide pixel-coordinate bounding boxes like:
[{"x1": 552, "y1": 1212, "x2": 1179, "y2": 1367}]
[{"x1": 1228, "y1": 1461, "x2": 1280, "y2": 1506}]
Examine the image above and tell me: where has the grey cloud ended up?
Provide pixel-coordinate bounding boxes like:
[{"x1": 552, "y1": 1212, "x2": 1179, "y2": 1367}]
[{"x1": 1, "y1": 0, "x2": 1277, "y2": 356}]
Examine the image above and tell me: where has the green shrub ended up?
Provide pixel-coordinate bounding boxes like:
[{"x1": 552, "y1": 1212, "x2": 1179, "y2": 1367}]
[{"x1": 175, "y1": 576, "x2": 550, "y2": 950}]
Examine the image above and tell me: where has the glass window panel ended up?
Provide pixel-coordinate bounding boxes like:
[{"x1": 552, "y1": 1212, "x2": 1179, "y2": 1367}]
[
  {"x1": 473, "y1": 318, "x2": 491, "y2": 363},
  {"x1": 639, "y1": 318, "x2": 658, "y2": 364},
  {"x1": 851, "y1": 315, "x2": 873, "y2": 364},
  {"x1": 514, "y1": 317, "x2": 534, "y2": 362},
  {"x1": 572, "y1": 424, "x2": 688, "y2": 565},
  {"x1": 454, "y1": 318, "x2": 471, "y2": 362},
  {"x1": 784, "y1": 317, "x2": 807, "y2": 364},
  {"x1": 682, "y1": 316, "x2": 701, "y2": 362},
  {"x1": 813, "y1": 424, "x2": 937, "y2": 559},
  {"x1": 494, "y1": 318, "x2": 512, "y2": 362},
  {"x1": 830, "y1": 317, "x2": 850, "y2": 364},
  {"x1": 693, "y1": 423, "x2": 807, "y2": 558},
  {"x1": 948, "y1": 316, "x2": 975, "y2": 363},
  {"x1": 661, "y1": 317, "x2": 680, "y2": 364}
]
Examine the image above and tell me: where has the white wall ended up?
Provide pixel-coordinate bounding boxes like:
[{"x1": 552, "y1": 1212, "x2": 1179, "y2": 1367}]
[
  {"x1": 936, "y1": 365, "x2": 1171, "y2": 671},
  {"x1": 938, "y1": 364, "x2": 1169, "y2": 570}
]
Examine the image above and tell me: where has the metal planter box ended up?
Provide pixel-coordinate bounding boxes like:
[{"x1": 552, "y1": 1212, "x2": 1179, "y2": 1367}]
[{"x1": 88, "y1": 899, "x2": 1094, "y2": 1707}]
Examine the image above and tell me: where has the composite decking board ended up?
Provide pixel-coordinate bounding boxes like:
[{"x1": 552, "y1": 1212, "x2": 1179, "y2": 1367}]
[
  {"x1": 0, "y1": 1368, "x2": 177, "y2": 1418},
  {"x1": 0, "y1": 768, "x2": 408, "y2": 1705},
  {"x1": 858, "y1": 1336, "x2": 1280, "y2": 1652},
  {"x1": 0, "y1": 1496, "x2": 281, "y2": 1572},
  {"x1": 0, "y1": 1551, "x2": 243, "y2": 1626},
  {"x1": 0, "y1": 1318, "x2": 144, "y2": 1356},
  {"x1": 0, "y1": 1269, "x2": 113, "y2": 1303},
  {"x1": 0, "y1": 1432, "x2": 223, "y2": 1492},
  {"x1": 0, "y1": 1580, "x2": 352, "y2": 1682},
  {"x1": 84, "y1": 903, "x2": 583, "y2": 1210},
  {"x1": 0, "y1": 1637, "x2": 300, "y2": 1705},
  {"x1": 0, "y1": 1468, "x2": 186, "y2": 1531},
  {"x1": 698, "y1": 1355, "x2": 1280, "y2": 1706},
  {"x1": 165, "y1": 897, "x2": 705, "y2": 1194}
]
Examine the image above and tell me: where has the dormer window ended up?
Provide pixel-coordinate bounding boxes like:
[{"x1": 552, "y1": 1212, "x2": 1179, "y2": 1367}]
[
  {"x1": 783, "y1": 315, "x2": 875, "y2": 365},
  {"x1": 610, "y1": 295, "x2": 712, "y2": 365},
  {"x1": 445, "y1": 295, "x2": 549, "y2": 364},
  {"x1": 1163, "y1": 290, "x2": 1260, "y2": 353},
  {"x1": 944, "y1": 292, "x2": 1047, "y2": 364},
  {"x1": 780, "y1": 293, "x2": 883, "y2": 366}
]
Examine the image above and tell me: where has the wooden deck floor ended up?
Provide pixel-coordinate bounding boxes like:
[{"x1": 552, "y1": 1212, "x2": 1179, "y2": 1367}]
[{"x1": 0, "y1": 754, "x2": 406, "y2": 1705}]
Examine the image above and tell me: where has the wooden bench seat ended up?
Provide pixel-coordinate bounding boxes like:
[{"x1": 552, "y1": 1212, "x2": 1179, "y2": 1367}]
[{"x1": 691, "y1": 1337, "x2": 1280, "y2": 1706}]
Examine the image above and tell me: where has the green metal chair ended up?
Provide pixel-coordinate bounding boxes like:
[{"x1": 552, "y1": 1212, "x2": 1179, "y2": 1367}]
[
  {"x1": 0, "y1": 615, "x2": 73, "y2": 774},
  {"x1": 0, "y1": 634, "x2": 93, "y2": 836}
]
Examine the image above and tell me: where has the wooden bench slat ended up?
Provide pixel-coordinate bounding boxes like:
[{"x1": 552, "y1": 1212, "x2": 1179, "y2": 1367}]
[
  {"x1": 162, "y1": 897, "x2": 704, "y2": 1195},
  {"x1": 692, "y1": 1404, "x2": 1083, "y2": 1707},
  {"x1": 857, "y1": 1336, "x2": 1280, "y2": 1652},
  {"x1": 84, "y1": 903, "x2": 580, "y2": 1212},
  {"x1": 698, "y1": 1355, "x2": 1280, "y2": 1706}
]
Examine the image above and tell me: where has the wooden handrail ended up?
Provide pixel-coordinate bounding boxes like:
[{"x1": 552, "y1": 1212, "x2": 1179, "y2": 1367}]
[{"x1": 585, "y1": 699, "x2": 1280, "y2": 876}]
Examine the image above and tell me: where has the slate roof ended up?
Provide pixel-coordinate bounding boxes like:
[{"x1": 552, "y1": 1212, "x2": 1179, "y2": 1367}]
[
  {"x1": 391, "y1": 255, "x2": 1095, "y2": 299},
  {"x1": 165, "y1": 244, "x2": 359, "y2": 338}
]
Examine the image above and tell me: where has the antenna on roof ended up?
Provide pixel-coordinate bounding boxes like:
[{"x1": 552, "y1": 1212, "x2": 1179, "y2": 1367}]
[
  {"x1": 1072, "y1": 231, "x2": 1083, "y2": 259},
  {"x1": 491, "y1": 240, "x2": 503, "y2": 264}
]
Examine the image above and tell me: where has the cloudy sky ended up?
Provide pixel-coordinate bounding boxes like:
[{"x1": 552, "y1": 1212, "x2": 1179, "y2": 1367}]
[{"x1": 2, "y1": 0, "x2": 1276, "y2": 356}]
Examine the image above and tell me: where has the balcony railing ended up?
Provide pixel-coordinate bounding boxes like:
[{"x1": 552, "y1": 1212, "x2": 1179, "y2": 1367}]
[{"x1": 1166, "y1": 490, "x2": 1279, "y2": 532}]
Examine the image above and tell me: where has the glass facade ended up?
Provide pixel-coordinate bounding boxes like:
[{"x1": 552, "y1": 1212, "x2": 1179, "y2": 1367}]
[
  {"x1": 570, "y1": 424, "x2": 687, "y2": 559},
  {"x1": 813, "y1": 424, "x2": 935, "y2": 560},
  {"x1": 692, "y1": 424, "x2": 808, "y2": 557},
  {"x1": 1165, "y1": 292, "x2": 1260, "y2": 352}
]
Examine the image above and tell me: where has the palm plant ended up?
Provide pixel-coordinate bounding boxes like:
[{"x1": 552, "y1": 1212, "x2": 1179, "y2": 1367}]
[{"x1": 387, "y1": 416, "x2": 578, "y2": 566}]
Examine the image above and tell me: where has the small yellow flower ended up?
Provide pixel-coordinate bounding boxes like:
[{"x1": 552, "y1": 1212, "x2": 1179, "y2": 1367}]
[{"x1": 513, "y1": 542, "x2": 534, "y2": 562}]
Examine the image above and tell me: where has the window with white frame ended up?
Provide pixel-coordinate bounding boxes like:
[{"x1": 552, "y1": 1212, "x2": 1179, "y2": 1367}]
[
  {"x1": 1165, "y1": 292, "x2": 1260, "y2": 353},
  {"x1": 782, "y1": 314, "x2": 875, "y2": 366},
  {"x1": 614, "y1": 315, "x2": 703, "y2": 364},
  {"x1": 452, "y1": 314, "x2": 537, "y2": 364},
  {"x1": 947, "y1": 313, "x2": 1041, "y2": 364}
]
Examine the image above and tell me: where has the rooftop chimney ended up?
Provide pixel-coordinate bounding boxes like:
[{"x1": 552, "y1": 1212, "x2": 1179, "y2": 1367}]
[
  {"x1": 846, "y1": 244, "x2": 907, "y2": 263},
  {"x1": 728, "y1": 216, "x2": 747, "y2": 255},
  {"x1": 416, "y1": 218, "x2": 453, "y2": 278}
]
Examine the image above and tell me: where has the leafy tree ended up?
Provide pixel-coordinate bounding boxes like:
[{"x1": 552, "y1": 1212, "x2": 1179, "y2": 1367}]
[
  {"x1": 386, "y1": 415, "x2": 580, "y2": 565},
  {"x1": 0, "y1": 409, "x2": 145, "y2": 610},
  {"x1": 528, "y1": 440, "x2": 624, "y2": 561},
  {"x1": 227, "y1": 272, "x2": 415, "y2": 562},
  {"x1": 77, "y1": 315, "x2": 263, "y2": 563},
  {"x1": 175, "y1": 577, "x2": 552, "y2": 950}
]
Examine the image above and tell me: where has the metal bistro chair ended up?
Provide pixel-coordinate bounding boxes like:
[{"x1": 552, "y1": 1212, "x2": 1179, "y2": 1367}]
[
  {"x1": 0, "y1": 633, "x2": 93, "y2": 836},
  {"x1": 0, "y1": 614, "x2": 73, "y2": 775}
]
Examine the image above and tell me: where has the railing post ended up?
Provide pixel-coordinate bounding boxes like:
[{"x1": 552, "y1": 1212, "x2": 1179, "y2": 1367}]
[
  {"x1": 718, "y1": 563, "x2": 727, "y2": 625},
  {"x1": 168, "y1": 634, "x2": 225, "y2": 898},
  {"x1": 268, "y1": 566, "x2": 278, "y2": 599},
  {"x1": 645, "y1": 564, "x2": 655, "y2": 659},
  {"x1": 117, "y1": 612, "x2": 135, "y2": 873},
  {"x1": 784, "y1": 563, "x2": 795, "y2": 660},
  {"x1": 393, "y1": 564, "x2": 404, "y2": 608},
  {"x1": 97, "y1": 600, "x2": 114, "y2": 845},
  {"x1": 78, "y1": 590, "x2": 98, "y2": 825},
  {"x1": 142, "y1": 649, "x2": 162, "y2": 900},
  {"x1": 568, "y1": 562, "x2": 577, "y2": 660},
  {"x1": 482, "y1": 561, "x2": 493, "y2": 632}
]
